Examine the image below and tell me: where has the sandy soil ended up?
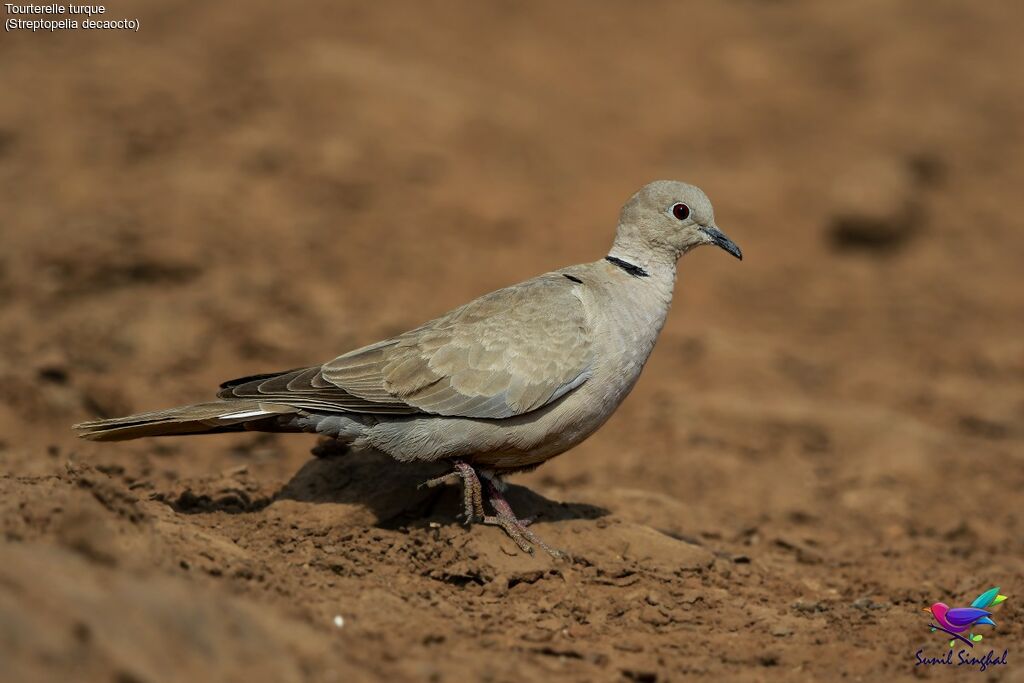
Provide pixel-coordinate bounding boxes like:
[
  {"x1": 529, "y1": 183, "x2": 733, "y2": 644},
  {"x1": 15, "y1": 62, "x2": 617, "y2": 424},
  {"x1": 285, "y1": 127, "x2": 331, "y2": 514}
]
[{"x1": 1, "y1": 1, "x2": 1023, "y2": 681}]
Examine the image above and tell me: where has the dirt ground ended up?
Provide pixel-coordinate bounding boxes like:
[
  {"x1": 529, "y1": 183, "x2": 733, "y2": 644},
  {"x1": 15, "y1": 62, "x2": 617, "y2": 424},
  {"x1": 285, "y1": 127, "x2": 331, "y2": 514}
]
[{"x1": 1, "y1": 1, "x2": 1023, "y2": 681}]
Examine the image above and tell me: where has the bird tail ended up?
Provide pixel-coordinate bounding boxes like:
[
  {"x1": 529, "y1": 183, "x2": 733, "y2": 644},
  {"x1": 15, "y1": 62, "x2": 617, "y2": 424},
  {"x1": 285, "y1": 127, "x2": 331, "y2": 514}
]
[{"x1": 73, "y1": 401, "x2": 297, "y2": 441}]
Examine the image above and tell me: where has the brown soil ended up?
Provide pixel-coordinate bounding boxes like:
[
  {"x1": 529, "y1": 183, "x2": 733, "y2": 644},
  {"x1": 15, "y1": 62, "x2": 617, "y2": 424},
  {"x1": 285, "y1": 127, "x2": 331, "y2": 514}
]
[{"x1": 1, "y1": 1, "x2": 1023, "y2": 681}]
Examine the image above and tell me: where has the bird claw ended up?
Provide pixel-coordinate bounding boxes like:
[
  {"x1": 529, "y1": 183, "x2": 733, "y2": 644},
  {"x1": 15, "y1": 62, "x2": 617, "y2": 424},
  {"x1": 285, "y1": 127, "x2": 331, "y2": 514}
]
[
  {"x1": 480, "y1": 471, "x2": 563, "y2": 558},
  {"x1": 482, "y1": 514, "x2": 562, "y2": 557},
  {"x1": 423, "y1": 462, "x2": 563, "y2": 558},
  {"x1": 419, "y1": 472, "x2": 459, "y2": 489},
  {"x1": 420, "y1": 461, "x2": 485, "y2": 522}
]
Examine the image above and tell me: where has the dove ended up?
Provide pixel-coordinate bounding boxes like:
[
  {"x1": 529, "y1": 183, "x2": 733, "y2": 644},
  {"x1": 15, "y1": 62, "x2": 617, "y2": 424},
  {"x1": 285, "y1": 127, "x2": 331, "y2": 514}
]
[{"x1": 74, "y1": 180, "x2": 742, "y2": 556}]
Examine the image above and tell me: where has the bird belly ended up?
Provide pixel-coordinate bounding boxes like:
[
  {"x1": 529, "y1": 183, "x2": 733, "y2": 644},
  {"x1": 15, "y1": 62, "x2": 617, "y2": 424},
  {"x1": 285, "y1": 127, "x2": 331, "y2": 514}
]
[{"x1": 359, "y1": 343, "x2": 650, "y2": 471}]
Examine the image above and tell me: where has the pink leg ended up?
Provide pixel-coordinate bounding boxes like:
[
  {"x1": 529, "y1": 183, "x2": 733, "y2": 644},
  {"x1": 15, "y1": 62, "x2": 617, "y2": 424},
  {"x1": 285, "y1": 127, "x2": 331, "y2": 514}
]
[
  {"x1": 480, "y1": 471, "x2": 563, "y2": 558},
  {"x1": 419, "y1": 460, "x2": 485, "y2": 522},
  {"x1": 421, "y1": 462, "x2": 563, "y2": 557}
]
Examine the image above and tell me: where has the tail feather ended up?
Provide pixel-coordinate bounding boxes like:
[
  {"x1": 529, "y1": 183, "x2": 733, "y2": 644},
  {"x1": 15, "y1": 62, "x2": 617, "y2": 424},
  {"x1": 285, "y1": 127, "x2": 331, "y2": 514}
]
[{"x1": 73, "y1": 401, "x2": 297, "y2": 441}]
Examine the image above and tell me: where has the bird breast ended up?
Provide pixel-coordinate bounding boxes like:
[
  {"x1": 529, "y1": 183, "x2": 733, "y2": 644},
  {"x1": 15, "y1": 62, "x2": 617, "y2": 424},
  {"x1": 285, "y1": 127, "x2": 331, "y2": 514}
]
[{"x1": 585, "y1": 264, "x2": 676, "y2": 404}]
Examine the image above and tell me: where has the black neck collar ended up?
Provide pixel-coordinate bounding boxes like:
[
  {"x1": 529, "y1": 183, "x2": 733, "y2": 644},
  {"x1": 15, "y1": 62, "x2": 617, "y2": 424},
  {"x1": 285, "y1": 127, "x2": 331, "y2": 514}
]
[{"x1": 605, "y1": 256, "x2": 649, "y2": 278}]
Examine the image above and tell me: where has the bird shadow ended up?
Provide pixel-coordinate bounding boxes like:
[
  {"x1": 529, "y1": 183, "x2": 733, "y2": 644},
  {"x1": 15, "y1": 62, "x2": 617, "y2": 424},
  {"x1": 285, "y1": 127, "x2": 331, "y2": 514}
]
[{"x1": 272, "y1": 448, "x2": 609, "y2": 530}]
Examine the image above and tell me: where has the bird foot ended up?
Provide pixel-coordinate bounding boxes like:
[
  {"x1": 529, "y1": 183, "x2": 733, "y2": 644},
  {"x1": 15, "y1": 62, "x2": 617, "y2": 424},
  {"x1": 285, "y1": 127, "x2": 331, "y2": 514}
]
[
  {"x1": 420, "y1": 463, "x2": 562, "y2": 558},
  {"x1": 480, "y1": 471, "x2": 563, "y2": 558},
  {"x1": 420, "y1": 460, "x2": 484, "y2": 523}
]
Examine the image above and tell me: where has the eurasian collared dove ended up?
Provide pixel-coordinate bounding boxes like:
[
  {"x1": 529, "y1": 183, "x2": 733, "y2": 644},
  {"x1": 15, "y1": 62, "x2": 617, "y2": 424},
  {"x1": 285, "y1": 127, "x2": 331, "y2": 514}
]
[{"x1": 74, "y1": 180, "x2": 742, "y2": 556}]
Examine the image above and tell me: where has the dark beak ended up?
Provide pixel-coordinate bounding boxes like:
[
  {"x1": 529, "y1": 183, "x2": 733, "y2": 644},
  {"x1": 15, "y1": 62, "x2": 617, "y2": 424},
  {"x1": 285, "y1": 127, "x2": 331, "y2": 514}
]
[{"x1": 702, "y1": 226, "x2": 743, "y2": 260}]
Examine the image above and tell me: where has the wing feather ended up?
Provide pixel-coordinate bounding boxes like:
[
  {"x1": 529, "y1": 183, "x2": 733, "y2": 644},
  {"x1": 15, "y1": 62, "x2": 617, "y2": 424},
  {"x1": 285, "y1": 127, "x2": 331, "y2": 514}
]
[
  {"x1": 217, "y1": 274, "x2": 592, "y2": 419},
  {"x1": 946, "y1": 608, "x2": 991, "y2": 627},
  {"x1": 322, "y1": 274, "x2": 592, "y2": 418}
]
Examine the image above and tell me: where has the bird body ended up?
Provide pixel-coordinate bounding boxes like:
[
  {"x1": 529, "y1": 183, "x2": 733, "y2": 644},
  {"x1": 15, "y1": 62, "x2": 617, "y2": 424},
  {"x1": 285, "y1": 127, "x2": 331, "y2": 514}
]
[
  {"x1": 328, "y1": 257, "x2": 679, "y2": 471},
  {"x1": 74, "y1": 180, "x2": 742, "y2": 554},
  {"x1": 927, "y1": 603, "x2": 995, "y2": 633}
]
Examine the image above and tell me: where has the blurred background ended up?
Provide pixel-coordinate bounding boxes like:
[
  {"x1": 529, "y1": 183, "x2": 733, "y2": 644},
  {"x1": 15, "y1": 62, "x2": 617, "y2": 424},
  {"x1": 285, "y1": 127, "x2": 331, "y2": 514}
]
[{"x1": 1, "y1": 1, "x2": 1022, "y2": 681}]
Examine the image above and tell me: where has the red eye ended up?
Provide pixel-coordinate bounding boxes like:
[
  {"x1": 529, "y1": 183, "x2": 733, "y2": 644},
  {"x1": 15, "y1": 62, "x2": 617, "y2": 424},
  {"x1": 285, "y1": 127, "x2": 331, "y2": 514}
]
[{"x1": 672, "y1": 203, "x2": 690, "y2": 220}]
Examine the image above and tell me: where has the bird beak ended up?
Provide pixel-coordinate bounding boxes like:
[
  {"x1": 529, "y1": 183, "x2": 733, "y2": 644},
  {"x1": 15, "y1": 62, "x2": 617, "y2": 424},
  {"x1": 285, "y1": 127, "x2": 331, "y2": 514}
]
[
  {"x1": 702, "y1": 226, "x2": 743, "y2": 260},
  {"x1": 922, "y1": 607, "x2": 932, "y2": 613}
]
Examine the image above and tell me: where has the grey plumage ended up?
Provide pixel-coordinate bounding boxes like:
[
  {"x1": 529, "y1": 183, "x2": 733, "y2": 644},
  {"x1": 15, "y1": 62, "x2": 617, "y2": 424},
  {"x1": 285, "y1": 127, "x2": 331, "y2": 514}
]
[
  {"x1": 74, "y1": 180, "x2": 741, "y2": 554},
  {"x1": 220, "y1": 273, "x2": 592, "y2": 419}
]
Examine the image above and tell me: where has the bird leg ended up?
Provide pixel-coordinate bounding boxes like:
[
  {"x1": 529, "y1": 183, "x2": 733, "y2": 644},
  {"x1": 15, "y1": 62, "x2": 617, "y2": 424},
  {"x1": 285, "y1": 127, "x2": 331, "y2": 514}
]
[
  {"x1": 480, "y1": 470, "x2": 563, "y2": 558},
  {"x1": 420, "y1": 460, "x2": 485, "y2": 523},
  {"x1": 421, "y1": 463, "x2": 562, "y2": 557}
]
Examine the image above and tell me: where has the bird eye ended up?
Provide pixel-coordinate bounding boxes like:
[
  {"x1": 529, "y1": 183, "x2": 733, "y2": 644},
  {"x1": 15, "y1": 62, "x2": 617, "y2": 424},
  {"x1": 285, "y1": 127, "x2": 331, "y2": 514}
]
[{"x1": 671, "y1": 203, "x2": 690, "y2": 221}]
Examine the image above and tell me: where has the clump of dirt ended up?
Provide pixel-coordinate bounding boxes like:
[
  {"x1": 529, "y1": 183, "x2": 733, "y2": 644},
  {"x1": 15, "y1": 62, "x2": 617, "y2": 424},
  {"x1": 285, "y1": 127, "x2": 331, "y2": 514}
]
[{"x1": 2, "y1": 1, "x2": 1023, "y2": 680}]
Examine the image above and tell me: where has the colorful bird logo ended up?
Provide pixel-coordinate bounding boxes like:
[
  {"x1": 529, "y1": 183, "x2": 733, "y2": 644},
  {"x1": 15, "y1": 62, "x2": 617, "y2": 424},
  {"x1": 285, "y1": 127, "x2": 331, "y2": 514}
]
[{"x1": 924, "y1": 586, "x2": 1008, "y2": 648}]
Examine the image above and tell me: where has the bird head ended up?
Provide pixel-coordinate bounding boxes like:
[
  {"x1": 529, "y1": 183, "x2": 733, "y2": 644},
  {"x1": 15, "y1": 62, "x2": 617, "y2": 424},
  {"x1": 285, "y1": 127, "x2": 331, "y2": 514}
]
[
  {"x1": 612, "y1": 180, "x2": 743, "y2": 265},
  {"x1": 925, "y1": 602, "x2": 949, "y2": 620}
]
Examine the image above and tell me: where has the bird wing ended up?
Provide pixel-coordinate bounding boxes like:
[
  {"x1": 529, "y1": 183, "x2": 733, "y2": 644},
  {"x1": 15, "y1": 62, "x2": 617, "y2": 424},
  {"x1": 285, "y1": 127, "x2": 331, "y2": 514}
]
[
  {"x1": 219, "y1": 274, "x2": 593, "y2": 419},
  {"x1": 970, "y1": 587, "x2": 1001, "y2": 608},
  {"x1": 945, "y1": 608, "x2": 992, "y2": 628}
]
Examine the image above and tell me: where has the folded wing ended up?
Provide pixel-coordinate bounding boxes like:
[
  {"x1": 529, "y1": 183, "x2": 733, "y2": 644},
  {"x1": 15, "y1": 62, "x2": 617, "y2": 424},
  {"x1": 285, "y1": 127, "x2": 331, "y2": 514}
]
[
  {"x1": 219, "y1": 275, "x2": 593, "y2": 419},
  {"x1": 945, "y1": 607, "x2": 992, "y2": 628}
]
